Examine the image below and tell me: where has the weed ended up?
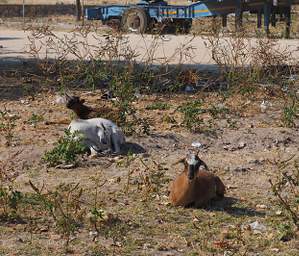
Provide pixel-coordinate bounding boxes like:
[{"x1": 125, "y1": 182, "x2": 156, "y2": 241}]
[
  {"x1": 27, "y1": 113, "x2": 44, "y2": 127},
  {"x1": 226, "y1": 118, "x2": 239, "y2": 129},
  {"x1": 29, "y1": 181, "x2": 85, "y2": 250},
  {"x1": 178, "y1": 99, "x2": 204, "y2": 132},
  {"x1": 282, "y1": 105, "x2": 297, "y2": 127},
  {"x1": 88, "y1": 175, "x2": 107, "y2": 235},
  {"x1": 42, "y1": 129, "x2": 87, "y2": 167},
  {"x1": 0, "y1": 109, "x2": 18, "y2": 146},
  {"x1": 205, "y1": 30, "x2": 294, "y2": 87},
  {"x1": 208, "y1": 104, "x2": 230, "y2": 119},
  {"x1": 269, "y1": 154, "x2": 299, "y2": 236},
  {"x1": 205, "y1": 30, "x2": 251, "y2": 86},
  {"x1": 0, "y1": 186, "x2": 23, "y2": 221},
  {"x1": 239, "y1": 85, "x2": 257, "y2": 96},
  {"x1": 146, "y1": 102, "x2": 170, "y2": 111},
  {"x1": 162, "y1": 114, "x2": 177, "y2": 124},
  {"x1": 137, "y1": 158, "x2": 169, "y2": 200},
  {"x1": 277, "y1": 222, "x2": 295, "y2": 241}
]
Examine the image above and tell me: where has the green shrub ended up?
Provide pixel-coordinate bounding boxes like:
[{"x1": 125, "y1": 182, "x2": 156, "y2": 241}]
[
  {"x1": 178, "y1": 99, "x2": 204, "y2": 131},
  {"x1": 146, "y1": 102, "x2": 170, "y2": 111},
  {"x1": 42, "y1": 129, "x2": 87, "y2": 167}
]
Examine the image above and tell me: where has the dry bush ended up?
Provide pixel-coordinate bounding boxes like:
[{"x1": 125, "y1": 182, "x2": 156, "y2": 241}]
[
  {"x1": 25, "y1": 24, "x2": 199, "y2": 133},
  {"x1": 205, "y1": 29, "x2": 298, "y2": 87},
  {"x1": 250, "y1": 38, "x2": 296, "y2": 82},
  {"x1": 205, "y1": 30, "x2": 251, "y2": 87},
  {"x1": 269, "y1": 154, "x2": 299, "y2": 241}
]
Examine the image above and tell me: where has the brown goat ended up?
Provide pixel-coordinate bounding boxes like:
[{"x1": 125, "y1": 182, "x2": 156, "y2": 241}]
[
  {"x1": 65, "y1": 94, "x2": 94, "y2": 119},
  {"x1": 65, "y1": 93, "x2": 119, "y2": 122},
  {"x1": 169, "y1": 154, "x2": 225, "y2": 207}
]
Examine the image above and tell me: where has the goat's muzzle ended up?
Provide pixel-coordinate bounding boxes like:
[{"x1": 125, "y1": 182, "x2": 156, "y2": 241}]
[{"x1": 188, "y1": 165, "x2": 196, "y2": 180}]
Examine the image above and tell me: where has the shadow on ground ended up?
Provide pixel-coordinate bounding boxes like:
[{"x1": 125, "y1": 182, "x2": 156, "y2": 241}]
[
  {"x1": 204, "y1": 196, "x2": 265, "y2": 217},
  {"x1": 122, "y1": 142, "x2": 146, "y2": 155},
  {"x1": 0, "y1": 37, "x2": 21, "y2": 41}
]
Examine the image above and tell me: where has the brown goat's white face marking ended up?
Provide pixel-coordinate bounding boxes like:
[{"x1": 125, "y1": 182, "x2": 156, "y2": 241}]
[{"x1": 186, "y1": 154, "x2": 199, "y2": 166}]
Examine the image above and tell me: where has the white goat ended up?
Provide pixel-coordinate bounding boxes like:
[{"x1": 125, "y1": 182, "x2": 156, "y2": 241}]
[
  {"x1": 68, "y1": 118, "x2": 125, "y2": 155},
  {"x1": 65, "y1": 94, "x2": 125, "y2": 155}
]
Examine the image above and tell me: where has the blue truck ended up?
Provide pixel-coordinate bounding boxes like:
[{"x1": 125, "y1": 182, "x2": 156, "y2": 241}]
[{"x1": 85, "y1": 0, "x2": 299, "y2": 37}]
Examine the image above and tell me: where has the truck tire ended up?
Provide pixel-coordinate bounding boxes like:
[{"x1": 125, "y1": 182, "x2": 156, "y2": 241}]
[{"x1": 121, "y1": 7, "x2": 149, "y2": 34}]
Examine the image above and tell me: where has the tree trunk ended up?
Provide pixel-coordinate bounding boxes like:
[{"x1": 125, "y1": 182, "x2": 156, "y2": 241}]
[{"x1": 75, "y1": 0, "x2": 82, "y2": 21}]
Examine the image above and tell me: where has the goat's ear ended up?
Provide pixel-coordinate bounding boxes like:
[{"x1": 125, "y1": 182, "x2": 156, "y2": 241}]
[
  {"x1": 172, "y1": 158, "x2": 185, "y2": 166},
  {"x1": 201, "y1": 160, "x2": 209, "y2": 171}
]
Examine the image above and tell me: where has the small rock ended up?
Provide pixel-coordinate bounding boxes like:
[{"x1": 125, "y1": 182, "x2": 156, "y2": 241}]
[
  {"x1": 191, "y1": 141, "x2": 202, "y2": 148},
  {"x1": 260, "y1": 100, "x2": 272, "y2": 113},
  {"x1": 288, "y1": 74, "x2": 298, "y2": 82},
  {"x1": 50, "y1": 234, "x2": 61, "y2": 240},
  {"x1": 89, "y1": 231, "x2": 98, "y2": 237},
  {"x1": 184, "y1": 85, "x2": 195, "y2": 93},
  {"x1": 238, "y1": 141, "x2": 246, "y2": 149},
  {"x1": 271, "y1": 248, "x2": 280, "y2": 253},
  {"x1": 54, "y1": 95, "x2": 66, "y2": 105},
  {"x1": 101, "y1": 90, "x2": 113, "y2": 100},
  {"x1": 0, "y1": 45, "x2": 3, "y2": 48},
  {"x1": 233, "y1": 167, "x2": 249, "y2": 172},
  {"x1": 17, "y1": 237, "x2": 24, "y2": 243},
  {"x1": 8, "y1": 113, "x2": 18, "y2": 119},
  {"x1": 55, "y1": 163, "x2": 76, "y2": 169},
  {"x1": 275, "y1": 210, "x2": 282, "y2": 216},
  {"x1": 160, "y1": 35, "x2": 171, "y2": 41},
  {"x1": 134, "y1": 88, "x2": 141, "y2": 98},
  {"x1": 115, "y1": 241, "x2": 122, "y2": 247},
  {"x1": 223, "y1": 144, "x2": 230, "y2": 150},
  {"x1": 224, "y1": 166, "x2": 230, "y2": 172},
  {"x1": 224, "y1": 251, "x2": 234, "y2": 256},
  {"x1": 143, "y1": 243, "x2": 151, "y2": 250},
  {"x1": 256, "y1": 204, "x2": 267, "y2": 209},
  {"x1": 227, "y1": 185, "x2": 238, "y2": 189},
  {"x1": 40, "y1": 226, "x2": 49, "y2": 232},
  {"x1": 249, "y1": 158, "x2": 265, "y2": 165},
  {"x1": 249, "y1": 221, "x2": 267, "y2": 234}
]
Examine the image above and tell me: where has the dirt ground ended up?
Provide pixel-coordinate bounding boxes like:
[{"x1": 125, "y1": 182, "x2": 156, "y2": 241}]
[
  {"x1": 0, "y1": 69, "x2": 299, "y2": 255},
  {"x1": 1, "y1": 14, "x2": 299, "y2": 256}
]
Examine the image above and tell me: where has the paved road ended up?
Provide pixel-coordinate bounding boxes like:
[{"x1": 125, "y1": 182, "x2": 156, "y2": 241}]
[{"x1": 0, "y1": 27, "x2": 298, "y2": 70}]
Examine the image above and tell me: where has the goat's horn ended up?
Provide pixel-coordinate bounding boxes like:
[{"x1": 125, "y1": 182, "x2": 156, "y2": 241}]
[
  {"x1": 64, "y1": 90, "x2": 74, "y2": 99},
  {"x1": 172, "y1": 158, "x2": 185, "y2": 166},
  {"x1": 64, "y1": 91, "x2": 71, "y2": 99}
]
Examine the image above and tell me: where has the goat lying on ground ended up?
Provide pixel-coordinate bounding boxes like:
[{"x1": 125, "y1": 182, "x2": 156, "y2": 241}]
[
  {"x1": 66, "y1": 94, "x2": 125, "y2": 155},
  {"x1": 169, "y1": 153, "x2": 225, "y2": 207}
]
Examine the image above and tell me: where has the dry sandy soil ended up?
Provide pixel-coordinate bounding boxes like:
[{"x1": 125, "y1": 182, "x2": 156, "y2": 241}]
[
  {"x1": 0, "y1": 19, "x2": 299, "y2": 256},
  {"x1": 0, "y1": 68, "x2": 299, "y2": 255}
]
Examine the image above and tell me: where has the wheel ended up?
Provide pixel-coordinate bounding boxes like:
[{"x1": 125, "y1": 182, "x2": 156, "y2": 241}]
[{"x1": 121, "y1": 7, "x2": 149, "y2": 34}]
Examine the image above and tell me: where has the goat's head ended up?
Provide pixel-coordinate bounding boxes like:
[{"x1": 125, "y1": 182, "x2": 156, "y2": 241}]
[
  {"x1": 65, "y1": 93, "x2": 92, "y2": 119},
  {"x1": 65, "y1": 93, "x2": 85, "y2": 109},
  {"x1": 174, "y1": 153, "x2": 209, "y2": 181}
]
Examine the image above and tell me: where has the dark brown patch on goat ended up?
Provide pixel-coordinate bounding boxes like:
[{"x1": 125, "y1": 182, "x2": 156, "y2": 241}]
[{"x1": 65, "y1": 94, "x2": 93, "y2": 119}]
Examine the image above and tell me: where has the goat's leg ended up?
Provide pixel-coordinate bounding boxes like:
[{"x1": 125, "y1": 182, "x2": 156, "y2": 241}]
[{"x1": 112, "y1": 137, "x2": 121, "y2": 153}]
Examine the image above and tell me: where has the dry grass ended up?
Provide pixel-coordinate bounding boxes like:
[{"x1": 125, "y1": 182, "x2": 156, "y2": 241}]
[{"x1": 0, "y1": 23, "x2": 299, "y2": 255}]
